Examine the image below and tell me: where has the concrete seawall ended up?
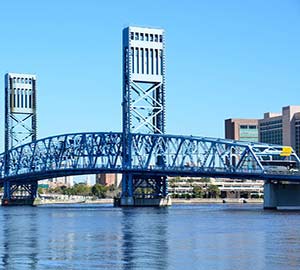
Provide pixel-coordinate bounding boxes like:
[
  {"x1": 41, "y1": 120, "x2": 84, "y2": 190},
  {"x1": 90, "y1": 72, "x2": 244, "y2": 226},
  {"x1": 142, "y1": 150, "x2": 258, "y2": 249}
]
[
  {"x1": 172, "y1": 198, "x2": 263, "y2": 204},
  {"x1": 36, "y1": 198, "x2": 263, "y2": 205}
]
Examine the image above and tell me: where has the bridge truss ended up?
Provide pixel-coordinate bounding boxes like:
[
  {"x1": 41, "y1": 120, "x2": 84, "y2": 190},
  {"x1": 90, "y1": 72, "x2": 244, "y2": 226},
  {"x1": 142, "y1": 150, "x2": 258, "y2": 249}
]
[{"x1": 1, "y1": 132, "x2": 300, "y2": 202}]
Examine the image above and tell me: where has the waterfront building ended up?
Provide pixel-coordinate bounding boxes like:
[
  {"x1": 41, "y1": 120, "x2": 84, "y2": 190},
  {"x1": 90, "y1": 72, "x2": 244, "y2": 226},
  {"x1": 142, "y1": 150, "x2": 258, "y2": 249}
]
[
  {"x1": 168, "y1": 177, "x2": 263, "y2": 198},
  {"x1": 226, "y1": 106, "x2": 300, "y2": 154},
  {"x1": 259, "y1": 106, "x2": 300, "y2": 155},
  {"x1": 213, "y1": 178, "x2": 264, "y2": 198},
  {"x1": 96, "y1": 174, "x2": 122, "y2": 187},
  {"x1": 48, "y1": 176, "x2": 74, "y2": 188},
  {"x1": 225, "y1": 118, "x2": 259, "y2": 142}
]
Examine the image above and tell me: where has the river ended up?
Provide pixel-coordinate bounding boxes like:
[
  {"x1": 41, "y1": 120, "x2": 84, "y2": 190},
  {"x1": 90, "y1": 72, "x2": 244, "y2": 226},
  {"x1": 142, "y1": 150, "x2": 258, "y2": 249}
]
[{"x1": 0, "y1": 203, "x2": 299, "y2": 269}]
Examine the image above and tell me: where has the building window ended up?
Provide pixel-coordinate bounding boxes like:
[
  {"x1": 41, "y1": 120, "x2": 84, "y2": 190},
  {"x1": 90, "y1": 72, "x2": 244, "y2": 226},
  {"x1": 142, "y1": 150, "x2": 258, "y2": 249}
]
[
  {"x1": 150, "y1": 34, "x2": 153, "y2": 42},
  {"x1": 135, "y1": 32, "x2": 139, "y2": 40},
  {"x1": 130, "y1": 32, "x2": 134, "y2": 40},
  {"x1": 159, "y1": 35, "x2": 163, "y2": 42},
  {"x1": 155, "y1": 34, "x2": 158, "y2": 42},
  {"x1": 29, "y1": 79, "x2": 32, "y2": 84},
  {"x1": 140, "y1": 33, "x2": 144, "y2": 41},
  {"x1": 145, "y1": 34, "x2": 149, "y2": 41}
]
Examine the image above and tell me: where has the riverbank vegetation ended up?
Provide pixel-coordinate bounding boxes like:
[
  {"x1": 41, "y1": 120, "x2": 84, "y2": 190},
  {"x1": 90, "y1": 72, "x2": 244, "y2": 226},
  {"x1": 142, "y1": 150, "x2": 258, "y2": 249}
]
[{"x1": 38, "y1": 183, "x2": 119, "y2": 198}]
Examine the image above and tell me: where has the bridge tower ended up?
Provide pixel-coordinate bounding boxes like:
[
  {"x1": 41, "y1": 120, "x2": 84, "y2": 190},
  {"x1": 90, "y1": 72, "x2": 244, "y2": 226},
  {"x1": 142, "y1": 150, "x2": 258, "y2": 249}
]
[
  {"x1": 3, "y1": 73, "x2": 38, "y2": 205},
  {"x1": 120, "y1": 26, "x2": 170, "y2": 206}
]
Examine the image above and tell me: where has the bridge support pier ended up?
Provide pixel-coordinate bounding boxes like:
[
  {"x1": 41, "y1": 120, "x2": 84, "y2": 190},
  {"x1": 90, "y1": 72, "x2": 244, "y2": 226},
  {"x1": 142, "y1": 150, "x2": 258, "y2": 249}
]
[
  {"x1": 115, "y1": 196, "x2": 171, "y2": 207},
  {"x1": 264, "y1": 181, "x2": 300, "y2": 210},
  {"x1": 116, "y1": 174, "x2": 172, "y2": 207},
  {"x1": 2, "y1": 181, "x2": 38, "y2": 206}
]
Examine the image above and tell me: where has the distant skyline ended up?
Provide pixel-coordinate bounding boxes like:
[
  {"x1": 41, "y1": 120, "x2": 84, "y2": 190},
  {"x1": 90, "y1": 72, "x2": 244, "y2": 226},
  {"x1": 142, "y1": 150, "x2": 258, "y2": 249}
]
[{"x1": 1, "y1": 0, "x2": 300, "y2": 152}]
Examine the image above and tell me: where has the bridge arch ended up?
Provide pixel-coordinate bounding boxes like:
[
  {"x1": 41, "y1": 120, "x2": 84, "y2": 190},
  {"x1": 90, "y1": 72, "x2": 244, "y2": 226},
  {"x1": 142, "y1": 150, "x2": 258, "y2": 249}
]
[{"x1": 1, "y1": 131, "x2": 299, "y2": 184}]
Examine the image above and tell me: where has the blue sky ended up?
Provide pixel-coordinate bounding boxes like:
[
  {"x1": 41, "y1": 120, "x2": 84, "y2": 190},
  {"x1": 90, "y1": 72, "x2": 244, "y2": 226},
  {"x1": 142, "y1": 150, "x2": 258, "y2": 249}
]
[{"x1": 1, "y1": 0, "x2": 300, "y2": 152}]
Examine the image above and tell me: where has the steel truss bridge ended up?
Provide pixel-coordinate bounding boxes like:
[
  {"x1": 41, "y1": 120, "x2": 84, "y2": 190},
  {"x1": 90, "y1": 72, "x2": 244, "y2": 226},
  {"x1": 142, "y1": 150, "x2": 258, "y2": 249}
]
[{"x1": 1, "y1": 132, "x2": 300, "y2": 202}]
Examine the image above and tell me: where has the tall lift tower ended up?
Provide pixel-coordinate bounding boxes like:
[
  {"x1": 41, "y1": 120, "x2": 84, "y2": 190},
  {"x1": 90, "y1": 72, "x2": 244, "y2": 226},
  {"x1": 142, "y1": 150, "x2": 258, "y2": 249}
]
[
  {"x1": 121, "y1": 26, "x2": 170, "y2": 206},
  {"x1": 3, "y1": 73, "x2": 38, "y2": 205}
]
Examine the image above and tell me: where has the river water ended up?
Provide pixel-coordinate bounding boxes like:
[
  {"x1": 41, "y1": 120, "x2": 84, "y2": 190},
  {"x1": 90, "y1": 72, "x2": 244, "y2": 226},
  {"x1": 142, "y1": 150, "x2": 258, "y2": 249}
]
[{"x1": 0, "y1": 203, "x2": 300, "y2": 270}]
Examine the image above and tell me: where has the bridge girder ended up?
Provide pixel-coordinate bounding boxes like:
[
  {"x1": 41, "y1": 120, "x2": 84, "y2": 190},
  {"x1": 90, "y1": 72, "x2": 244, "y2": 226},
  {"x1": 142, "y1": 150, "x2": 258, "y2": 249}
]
[{"x1": 0, "y1": 132, "x2": 300, "y2": 184}]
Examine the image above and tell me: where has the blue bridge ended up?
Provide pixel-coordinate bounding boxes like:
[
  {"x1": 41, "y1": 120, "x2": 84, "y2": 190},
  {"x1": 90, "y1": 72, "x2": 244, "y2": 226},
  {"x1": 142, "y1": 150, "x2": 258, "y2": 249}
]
[{"x1": 1, "y1": 132, "x2": 300, "y2": 206}]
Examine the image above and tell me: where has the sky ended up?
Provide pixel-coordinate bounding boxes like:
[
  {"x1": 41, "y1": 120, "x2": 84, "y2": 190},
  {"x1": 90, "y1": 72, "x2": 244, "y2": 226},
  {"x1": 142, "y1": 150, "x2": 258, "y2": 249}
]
[{"x1": 0, "y1": 0, "x2": 300, "y2": 153}]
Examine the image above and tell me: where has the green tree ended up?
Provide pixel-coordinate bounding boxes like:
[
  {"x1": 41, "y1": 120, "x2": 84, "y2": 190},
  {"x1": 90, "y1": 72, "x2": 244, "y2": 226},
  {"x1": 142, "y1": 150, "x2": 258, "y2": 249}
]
[
  {"x1": 207, "y1": 184, "x2": 220, "y2": 198},
  {"x1": 91, "y1": 183, "x2": 108, "y2": 198},
  {"x1": 200, "y1": 177, "x2": 211, "y2": 183},
  {"x1": 192, "y1": 186, "x2": 203, "y2": 198},
  {"x1": 72, "y1": 183, "x2": 92, "y2": 196},
  {"x1": 37, "y1": 187, "x2": 45, "y2": 195}
]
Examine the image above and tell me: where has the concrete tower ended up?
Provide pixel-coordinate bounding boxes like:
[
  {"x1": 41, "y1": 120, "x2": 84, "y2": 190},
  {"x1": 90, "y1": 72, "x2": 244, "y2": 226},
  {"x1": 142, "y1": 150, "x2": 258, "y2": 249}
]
[
  {"x1": 121, "y1": 26, "x2": 169, "y2": 206},
  {"x1": 3, "y1": 73, "x2": 38, "y2": 205},
  {"x1": 5, "y1": 73, "x2": 37, "y2": 152}
]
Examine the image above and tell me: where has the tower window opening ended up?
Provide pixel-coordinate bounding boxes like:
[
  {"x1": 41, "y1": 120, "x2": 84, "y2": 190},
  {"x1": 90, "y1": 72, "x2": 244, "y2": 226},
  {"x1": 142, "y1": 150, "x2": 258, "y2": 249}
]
[
  {"x1": 150, "y1": 49, "x2": 154, "y2": 74},
  {"x1": 150, "y1": 34, "x2": 153, "y2": 41},
  {"x1": 131, "y1": 47, "x2": 134, "y2": 73},
  {"x1": 25, "y1": 90, "x2": 28, "y2": 108},
  {"x1": 141, "y1": 48, "x2": 144, "y2": 74},
  {"x1": 130, "y1": 32, "x2": 134, "y2": 40},
  {"x1": 155, "y1": 49, "x2": 159, "y2": 75},
  {"x1": 140, "y1": 33, "x2": 144, "y2": 41},
  {"x1": 135, "y1": 33, "x2": 139, "y2": 40},
  {"x1": 160, "y1": 50, "x2": 163, "y2": 74},
  {"x1": 155, "y1": 34, "x2": 158, "y2": 42},
  {"x1": 21, "y1": 89, "x2": 24, "y2": 108},
  {"x1": 135, "y1": 48, "x2": 139, "y2": 73},
  {"x1": 146, "y1": 49, "x2": 149, "y2": 74},
  {"x1": 145, "y1": 34, "x2": 149, "y2": 41},
  {"x1": 17, "y1": 89, "x2": 20, "y2": 107},
  {"x1": 13, "y1": 91, "x2": 16, "y2": 107}
]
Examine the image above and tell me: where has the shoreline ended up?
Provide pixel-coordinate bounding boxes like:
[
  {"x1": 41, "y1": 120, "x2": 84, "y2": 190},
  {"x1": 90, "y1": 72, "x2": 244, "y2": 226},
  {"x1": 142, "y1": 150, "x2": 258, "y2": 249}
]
[
  {"x1": 37, "y1": 198, "x2": 263, "y2": 205},
  {"x1": 171, "y1": 198, "x2": 263, "y2": 204}
]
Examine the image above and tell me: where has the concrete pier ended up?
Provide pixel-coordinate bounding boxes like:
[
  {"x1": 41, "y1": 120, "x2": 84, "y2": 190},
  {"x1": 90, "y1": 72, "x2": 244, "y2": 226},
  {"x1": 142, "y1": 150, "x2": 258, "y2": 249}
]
[
  {"x1": 264, "y1": 182, "x2": 300, "y2": 210},
  {"x1": 1, "y1": 198, "x2": 36, "y2": 206},
  {"x1": 114, "y1": 196, "x2": 172, "y2": 207}
]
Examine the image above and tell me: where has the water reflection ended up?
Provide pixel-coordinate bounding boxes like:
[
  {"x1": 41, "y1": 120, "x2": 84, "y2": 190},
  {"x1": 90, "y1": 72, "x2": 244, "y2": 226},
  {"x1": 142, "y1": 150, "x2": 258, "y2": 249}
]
[
  {"x1": 2, "y1": 207, "x2": 38, "y2": 270},
  {"x1": 0, "y1": 205, "x2": 299, "y2": 269},
  {"x1": 121, "y1": 208, "x2": 169, "y2": 270}
]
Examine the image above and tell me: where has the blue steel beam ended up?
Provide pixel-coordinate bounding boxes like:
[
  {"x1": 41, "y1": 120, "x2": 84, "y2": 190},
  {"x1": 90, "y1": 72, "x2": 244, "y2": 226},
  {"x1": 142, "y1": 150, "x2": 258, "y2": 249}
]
[{"x1": 0, "y1": 132, "x2": 300, "y2": 184}]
